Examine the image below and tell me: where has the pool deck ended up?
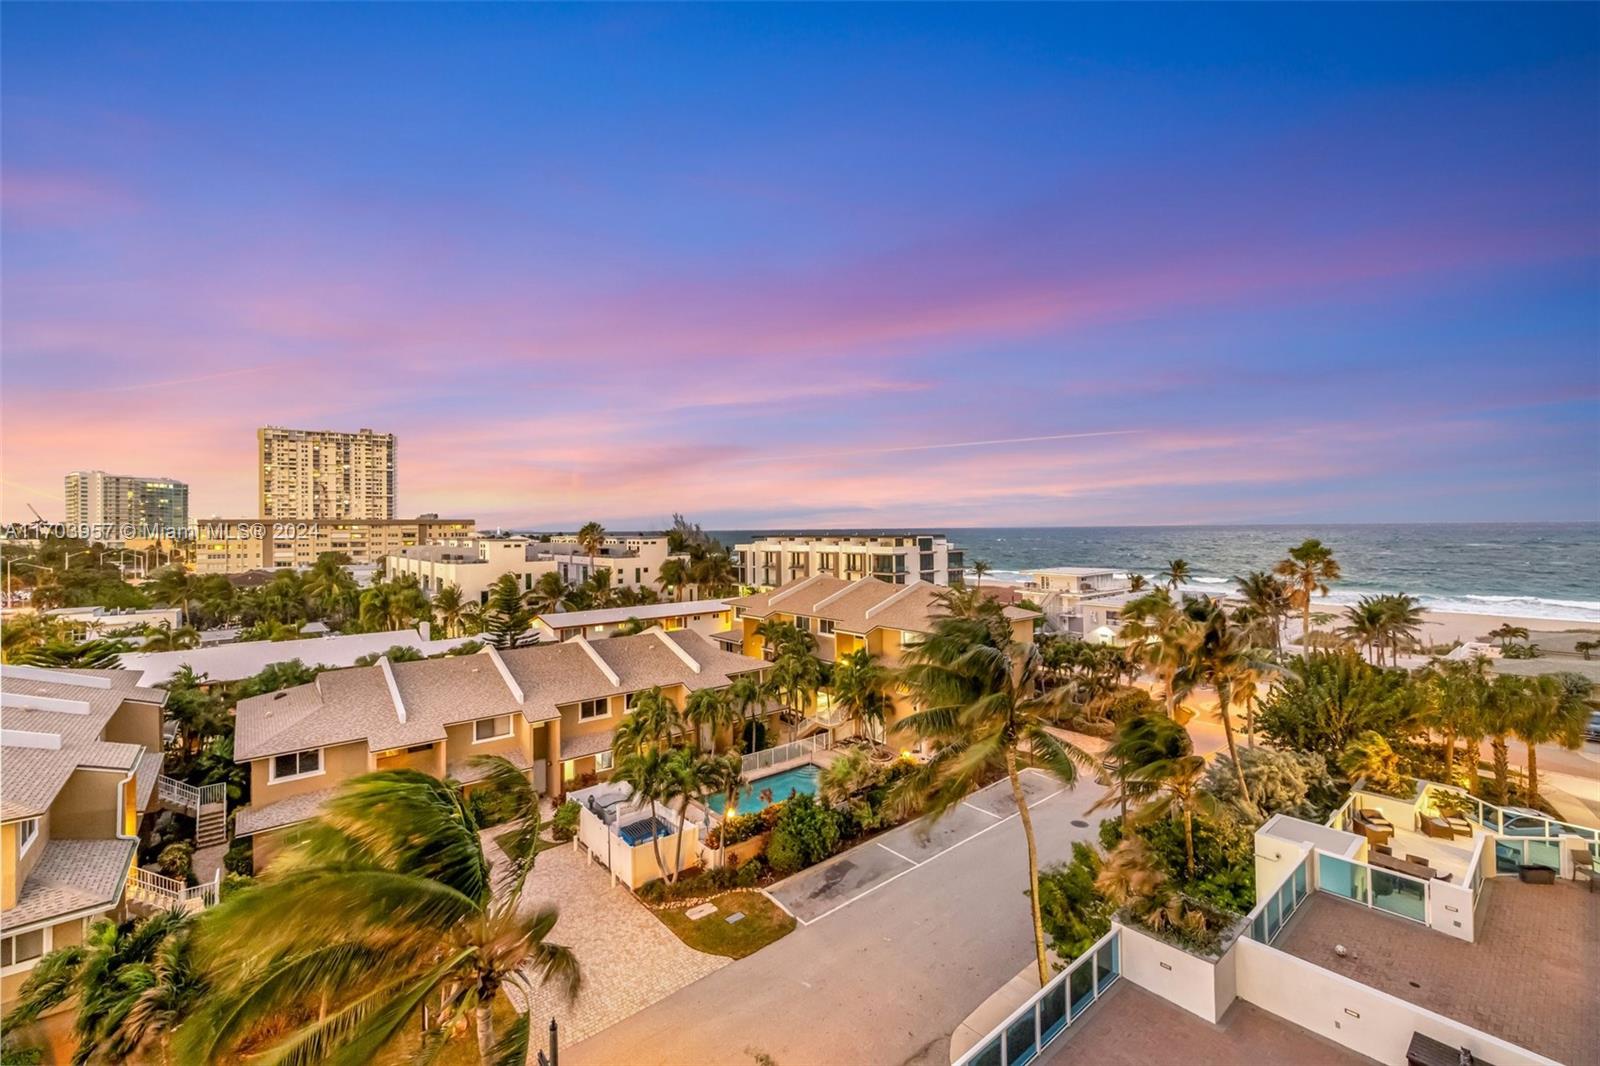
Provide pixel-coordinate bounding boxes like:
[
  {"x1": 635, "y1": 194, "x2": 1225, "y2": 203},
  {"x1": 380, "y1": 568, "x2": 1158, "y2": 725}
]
[{"x1": 697, "y1": 750, "x2": 839, "y2": 822}]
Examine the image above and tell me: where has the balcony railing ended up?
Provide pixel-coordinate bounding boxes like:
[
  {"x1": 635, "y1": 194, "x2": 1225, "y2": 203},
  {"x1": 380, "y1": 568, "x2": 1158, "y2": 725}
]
[
  {"x1": 954, "y1": 929, "x2": 1121, "y2": 1066},
  {"x1": 128, "y1": 866, "x2": 222, "y2": 912},
  {"x1": 158, "y1": 775, "x2": 227, "y2": 812},
  {"x1": 740, "y1": 735, "x2": 829, "y2": 776}
]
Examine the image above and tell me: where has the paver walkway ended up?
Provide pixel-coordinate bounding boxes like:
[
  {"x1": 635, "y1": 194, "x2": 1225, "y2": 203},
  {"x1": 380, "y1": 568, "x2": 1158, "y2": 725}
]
[{"x1": 500, "y1": 836, "x2": 729, "y2": 1045}]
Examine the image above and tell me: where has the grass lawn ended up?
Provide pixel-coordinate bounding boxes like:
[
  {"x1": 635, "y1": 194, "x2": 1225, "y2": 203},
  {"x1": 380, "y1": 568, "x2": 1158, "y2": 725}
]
[
  {"x1": 392, "y1": 996, "x2": 523, "y2": 1065},
  {"x1": 653, "y1": 891, "x2": 795, "y2": 959}
]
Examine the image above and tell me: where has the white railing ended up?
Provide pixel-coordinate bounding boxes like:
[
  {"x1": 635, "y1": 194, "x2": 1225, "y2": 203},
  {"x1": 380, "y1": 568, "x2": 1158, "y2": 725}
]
[
  {"x1": 740, "y1": 734, "x2": 829, "y2": 775},
  {"x1": 157, "y1": 775, "x2": 227, "y2": 811},
  {"x1": 127, "y1": 866, "x2": 222, "y2": 911}
]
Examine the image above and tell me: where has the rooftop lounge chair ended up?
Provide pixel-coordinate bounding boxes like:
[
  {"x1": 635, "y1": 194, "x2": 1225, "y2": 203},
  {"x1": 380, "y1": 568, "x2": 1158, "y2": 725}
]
[{"x1": 1572, "y1": 849, "x2": 1596, "y2": 893}]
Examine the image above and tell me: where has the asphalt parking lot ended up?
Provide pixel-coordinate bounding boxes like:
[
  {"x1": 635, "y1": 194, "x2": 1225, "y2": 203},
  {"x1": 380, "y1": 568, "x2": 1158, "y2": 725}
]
[{"x1": 765, "y1": 768, "x2": 1067, "y2": 924}]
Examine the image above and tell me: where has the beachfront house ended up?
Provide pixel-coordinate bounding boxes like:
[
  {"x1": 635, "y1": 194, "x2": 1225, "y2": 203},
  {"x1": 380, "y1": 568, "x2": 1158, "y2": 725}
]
[
  {"x1": 0, "y1": 667, "x2": 169, "y2": 1014},
  {"x1": 230, "y1": 628, "x2": 768, "y2": 870},
  {"x1": 1014, "y1": 566, "x2": 1134, "y2": 641},
  {"x1": 720, "y1": 575, "x2": 1039, "y2": 746}
]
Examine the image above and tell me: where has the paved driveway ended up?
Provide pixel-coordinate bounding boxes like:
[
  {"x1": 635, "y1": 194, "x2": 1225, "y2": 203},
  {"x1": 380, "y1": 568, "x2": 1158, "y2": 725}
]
[
  {"x1": 501, "y1": 835, "x2": 729, "y2": 1045},
  {"x1": 570, "y1": 770, "x2": 1109, "y2": 1066},
  {"x1": 768, "y1": 770, "x2": 1067, "y2": 924}
]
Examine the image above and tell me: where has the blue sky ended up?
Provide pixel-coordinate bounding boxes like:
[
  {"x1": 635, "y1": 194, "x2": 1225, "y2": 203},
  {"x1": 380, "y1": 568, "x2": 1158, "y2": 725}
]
[{"x1": 3, "y1": 3, "x2": 1596, "y2": 527}]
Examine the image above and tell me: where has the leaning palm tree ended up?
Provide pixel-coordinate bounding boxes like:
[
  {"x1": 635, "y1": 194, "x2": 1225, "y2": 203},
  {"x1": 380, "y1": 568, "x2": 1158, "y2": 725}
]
[
  {"x1": 1127, "y1": 573, "x2": 1148, "y2": 593},
  {"x1": 970, "y1": 559, "x2": 992, "y2": 588},
  {"x1": 1090, "y1": 715, "x2": 1164, "y2": 827},
  {"x1": 177, "y1": 771, "x2": 578, "y2": 1065},
  {"x1": 1375, "y1": 593, "x2": 1424, "y2": 664},
  {"x1": 1158, "y1": 558, "x2": 1191, "y2": 591},
  {"x1": 889, "y1": 608, "x2": 1093, "y2": 987},
  {"x1": 1275, "y1": 539, "x2": 1341, "y2": 660},
  {"x1": 1186, "y1": 603, "x2": 1258, "y2": 816},
  {"x1": 1118, "y1": 714, "x2": 1209, "y2": 877},
  {"x1": 1233, "y1": 570, "x2": 1289, "y2": 652},
  {"x1": 1488, "y1": 623, "x2": 1530, "y2": 650},
  {"x1": 1340, "y1": 597, "x2": 1389, "y2": 664}
]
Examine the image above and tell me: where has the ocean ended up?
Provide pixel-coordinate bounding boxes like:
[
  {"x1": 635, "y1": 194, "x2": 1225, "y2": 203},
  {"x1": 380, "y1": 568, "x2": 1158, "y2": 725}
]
[{"x1": 706, "y1": 524, "x2": 1600, "y2": 623}]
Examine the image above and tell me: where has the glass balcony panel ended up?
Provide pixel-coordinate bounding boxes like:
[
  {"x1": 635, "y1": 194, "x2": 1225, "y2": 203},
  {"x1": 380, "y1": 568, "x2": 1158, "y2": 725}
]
[
  {"x1": 1266, "y1": 895, "x2": 1282, "y2": 940},
  {"x1": 1095, "y1": 937, "x2": 1118, "y2": 993},
  {"x1": 1293, "y1": 861, "x2": 1309, "y2": 902},
  {"x1": 1528, "y1": 839, "x2": 1561, "y2": 869},
  {"x1": 1069, "y1": 959, "x2": 1095, "y2": 1018},
  {"x1": 970, "y1": 1036, "x2": 1003, "y2": 1066},
  {"x1": 1318, "y1": 855, "x2": 1368, "y2": 904},
  {"x1": 1039, "y1": 978, "x2": 1068, "y2": 1044},
  {"x1": 1004, "y1": 1012, "x2": 1036, "y2": 1066},
  {"x1": 1371, "y1": 868, "x2": 1427, "y2": 922},
  {"x1": 1494, "y1": 839, "x2": 1524, "y2": 874}
]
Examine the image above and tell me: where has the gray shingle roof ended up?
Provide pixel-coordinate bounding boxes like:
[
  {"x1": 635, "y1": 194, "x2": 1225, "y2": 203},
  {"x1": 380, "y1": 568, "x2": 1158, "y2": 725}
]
[
  {"x1": 5, "y1": 838, "x2": 135, "y2": 930},
  {"x1": 234, "y1": 629, "x2": 767, "y2": 762},
  {"x1": 730, "y1": 576, "x2": 1038, "y2": 635},
  {"x1": 233, "y1": 786, "x2": 339, "y2": 837},
  {"x1": 560, "y1": 730, "x2": 616, "y2": 761},
  {"x1": 1, "y1": 666, "x2": 164, "y2": 820}
]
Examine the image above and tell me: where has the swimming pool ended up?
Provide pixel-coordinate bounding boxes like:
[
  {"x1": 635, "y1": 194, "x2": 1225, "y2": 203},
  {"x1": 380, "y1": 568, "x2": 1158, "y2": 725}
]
[
  {"x1": 617, "y1": 816, "x2": 672, "y2": 846},
  {"x1": 708, "y1": 764, "x2": 821, "y2": 816}
]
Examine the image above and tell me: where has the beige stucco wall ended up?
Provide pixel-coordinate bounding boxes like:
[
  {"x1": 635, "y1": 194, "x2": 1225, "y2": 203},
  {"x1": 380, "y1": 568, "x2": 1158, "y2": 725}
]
[
  {"x1": 249, "y1": 740, "x2": 370, "y2": 803},
  {"x1": 103, "y1": 698, "x2": 164, "y2": 752},
  {"x1": 48, "y1": 770, "x2": 122, "y2": 839},
  {"x1": 0, "y1": 917, "x2": 89, "y2": 1013},
  {"x1": 0, "y1": 817, "x2": 50, "y2": 910}
]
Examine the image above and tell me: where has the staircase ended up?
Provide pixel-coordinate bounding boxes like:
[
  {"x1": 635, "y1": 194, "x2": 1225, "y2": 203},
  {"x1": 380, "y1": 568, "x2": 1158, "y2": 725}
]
[
  {"x1": 127, "y1": 866, "x2": 222, "y2": 914},
  {"x1": 157, "y1": 775, "x2": 229, "y2": 846}
]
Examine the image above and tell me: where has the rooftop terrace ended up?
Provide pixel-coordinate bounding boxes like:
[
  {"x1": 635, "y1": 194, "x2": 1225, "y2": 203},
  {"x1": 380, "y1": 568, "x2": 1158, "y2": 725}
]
[
  {"x1": 1039, "y1": 982, "x2": 1373, "y2": 1066},
  {"x1": 1275, "y1": 879, "x2": 1597, "y2": 1065}
]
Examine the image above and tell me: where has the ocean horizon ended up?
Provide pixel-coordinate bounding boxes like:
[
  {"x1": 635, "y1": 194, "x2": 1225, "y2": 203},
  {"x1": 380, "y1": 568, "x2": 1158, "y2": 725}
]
[{"x1": 700, "y1": 523, "x2": 1600, "y2": 623}]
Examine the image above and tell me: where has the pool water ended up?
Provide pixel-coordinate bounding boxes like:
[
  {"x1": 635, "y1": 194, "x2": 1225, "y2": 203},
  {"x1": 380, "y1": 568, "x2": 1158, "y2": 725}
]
[
  {"x1": 708, "y1": 764, "x2": 821, "y2": 816},
  {"x1": 617, "y1": 816, "x2": 672, "y2": 846}
]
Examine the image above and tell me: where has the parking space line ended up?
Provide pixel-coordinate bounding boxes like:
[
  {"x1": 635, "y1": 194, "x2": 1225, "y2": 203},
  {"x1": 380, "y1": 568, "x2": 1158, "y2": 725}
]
[
  {"x1": 876, "y1": 841, "x2": 919, "y2": 866},
  {"x1": 962, "y1": 801, "x2": 1003, "y2": 819},
  {"x1": 761, "y1": 887, "x2": 802, "y2": 923},
  {"x1": 793, "y1": 782, "x2": 1071, "y2": 926}
]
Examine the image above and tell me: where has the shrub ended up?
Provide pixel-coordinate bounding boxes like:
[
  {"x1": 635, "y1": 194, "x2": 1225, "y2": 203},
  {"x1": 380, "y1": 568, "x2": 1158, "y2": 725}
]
[
  {"x1": 551, "y1": 800, "x2": 581, "y2": 842},
  {"x1": 1036, "y1": 842, "x2": 1112, "y2": 961},
  {"x1": 1090, "y1": 686, "x2": 1161, "y2": 723},
  {"x1": 766, "y1": 794, "x2": 840, "y2": 875},
  {"x1": 1203, "y1": 748, "x2": 1338, "y2": 821},
  {"x1": 736, "y1": 857, "x2": 764, "y2": 887},
  {"x1": 157, "y1": 841, "x2": 195, "y2": 884},
  {"x1": 220, "y1": 872, "x2": 256, "y2": 901},
  {"x1": 223, "y1": 837, "x2": 254, "y2": 877},
  {"x1": 706, "y1": 810, "x2": 764, "y2": 849},
  {"x1": 1501, "y1": 642, "x2": 1542, "y2": 659}
]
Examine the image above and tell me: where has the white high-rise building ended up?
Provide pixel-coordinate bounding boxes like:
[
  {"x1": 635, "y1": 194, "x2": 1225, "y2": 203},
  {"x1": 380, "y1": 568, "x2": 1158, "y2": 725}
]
[
  {"x1": 63, "y1": 470, "x2": 189, "y2": 540},
  {"x1": 258, "y1": 426, "x2": 396, "y2": 520},
  {"x1": 732, "y1": 533, "x2": 965, "y2": 588}
]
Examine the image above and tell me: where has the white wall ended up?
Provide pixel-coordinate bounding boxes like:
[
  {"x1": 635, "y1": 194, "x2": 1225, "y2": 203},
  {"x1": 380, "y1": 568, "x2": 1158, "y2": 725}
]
[
  {"x1": 1234, "y1": 938, "x2": 1558, "y2": 1066},
  {"x1": 1116, "y1": 922, "x2": 1230, "y2": 1024},
  {"x1": 1427, "y1": 878, "x2": 1475, "y2": 941}
]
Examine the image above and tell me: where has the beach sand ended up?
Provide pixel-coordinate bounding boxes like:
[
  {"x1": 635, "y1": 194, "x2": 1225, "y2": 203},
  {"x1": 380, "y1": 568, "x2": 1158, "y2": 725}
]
[{"x1": 1410, "y1": 610, "x2": 1600, "y2": 650}]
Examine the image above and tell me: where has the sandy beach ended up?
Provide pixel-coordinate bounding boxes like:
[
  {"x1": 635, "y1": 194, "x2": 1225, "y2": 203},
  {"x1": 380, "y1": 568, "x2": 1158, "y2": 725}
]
[{"x1": 1409, "y1": 610, "x2": 1600, "y2": 650}]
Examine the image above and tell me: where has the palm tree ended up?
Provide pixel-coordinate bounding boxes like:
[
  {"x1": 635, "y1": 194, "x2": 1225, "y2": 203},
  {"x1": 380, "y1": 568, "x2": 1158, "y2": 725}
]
[
  {"x1": 613, "y1": 747, "x2": 679, "y2": 883},
  {"x1": 656, "y1": 557, "x2": 690, "y2": 602},
  {"x1": 1187, "y1": 602, "x2": 1258, "y2": 816},
  {"x1": 684, "y1": 686, "x2": 739, "y2": 752},
  {"x1": 433, "y1": 582, "x2": 466, "y2": 638},
  {"x1": 828, "y1": 648, "x2": 889, "y2": 743},
  {"x1": 1127, "y1": 573, "x2": 1148, "y2": 593},
  {"x1": 1511, "y1": 675, "x2": 1587, "y2": 805},
  {"x1": 577, "y1": 521, "x2": 606, "y2": 585},
  {"x1": 1118, "y1": 714, "x2": 1208, "y2": 877},
  {"x1": 663, "y1": 748, "x2": 742, "y2": 880},
  {"x1": 1481, "y1": 675, "x2": 1524, "y2": 803},
  {"x1": 1376, "y1": 593, "x2": 1424, "y2": 664},
  {"x1": 1339, "y1": 730, "x2": 1405, "y2": 795},
  {"x1": 1275, "y1": 539, "x2": 1341, "y2": 660},
  {"x1": 303, "y1": 553, "x2": 357, "y2": 623},
  {"x1": 890, "y1": 609, "x2": 1093, "y2": 987},
  {"x1": 141, "y1": 621, "x2": 200, "y2": 652},
  {"x1": 1143, "y1": 596, "x2": 1201, "y2": 719},
  {"x1": 524, "y1": 571, "x2": 573, "y2": 615},
  {"x1": 1422, "y1": 656, "x2": 1488, "y2": 783},
  {"x1": 466, "y1": 753, "x2": 552, "y2": 888},
  {"x1": 1233, "y1": 570, "x2": 1289, "y2": 652},
  {"x1": 1489, "y1": 623, "x2": 1530, "y2": 650},
  {"x1": 178, "y1": 771, "x2": 578, "y2": 1064},
  {"x1": 148, "y1": 566, "x2": 200, "y2": 625},
  {"x1": 689, "y1": 552, "x2": 737, "y2": 597},
  {"x1": 970, "y1": 559, "x2": 992, "y2": 588},
  {"x1": 1576, "y1": 640, "x2": 1598, "y2": 660},
  {"x1": 1158, "y1": 559, "x2": 1191, "y2": 591},
  {"x1": 1091, "y1": 714, "x2": 1164, "y2": 826},
  {"x1": 10, "y1": 907, "x2": 200, "y2": 1065},
  {"x1": 1340, "y1": 597, "x2": 1388, "y2": 664},
  {"x1": 613, "y1": 686, "x2": 683, "y2": 758},
  {"x1": 726, "y1": 673, "x2": 770, "y2": 751}
]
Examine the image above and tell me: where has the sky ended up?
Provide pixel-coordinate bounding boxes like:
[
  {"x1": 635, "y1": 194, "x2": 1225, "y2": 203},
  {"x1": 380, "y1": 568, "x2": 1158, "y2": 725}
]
[{"x1": 3, "y1": 3, "x2": 1597, "y2": 529}]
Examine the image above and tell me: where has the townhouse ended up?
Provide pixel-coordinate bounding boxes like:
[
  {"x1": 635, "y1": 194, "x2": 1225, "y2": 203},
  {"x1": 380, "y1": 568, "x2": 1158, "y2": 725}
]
[
  {"x1": 230, "y1": 628, "x2": 767, "y2": 869},
  {"x1": 1, "y1": 667, "x2": 166, "y2": 1012},
  {"x1": 721, "y1": 575, "x2": 1038, "y2": 743}
]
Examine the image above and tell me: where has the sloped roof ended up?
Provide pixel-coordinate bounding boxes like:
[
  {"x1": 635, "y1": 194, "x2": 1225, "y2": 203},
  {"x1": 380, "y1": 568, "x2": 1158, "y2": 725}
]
[
  {"x1": 533, "y1": 599, "x2": 731, "y2": 632},
  {"x1": 730, "y1": 576, "x2": 1038, "y2": 635},
  {"x1": 234, "y1": 628, "x2": 766, "y2": 762},
  {"x1": 117, "y1": 627, "x2": 474, "y2": 687},
  {"x1": 5, "y1": 838, "x2": 135, "y2": 931}
]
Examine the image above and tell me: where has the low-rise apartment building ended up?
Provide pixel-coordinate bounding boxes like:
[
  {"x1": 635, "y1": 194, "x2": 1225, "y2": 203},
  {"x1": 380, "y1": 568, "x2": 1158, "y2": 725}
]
[
  {"x1": 530, "y1": 599, "x2": 734, "y2": 643},
  {"x1": 723, "y1": 575, "x2": 1037, "y2": 743},
  {"x1": 1, "y1": 667, "x2": 166, "y2": 1012},
  {"x1": 733, "y1": 534, "x2": 965, "y2": 589},
  {"x1": 192, "y1": 515, "x2": 476, "y2": 574},
  {"x1": 230, "y1": 629, "x2": 767, "y2": 869},
  {"x1": 542, "y1": 534, "x2": 680, "y2": 591},
  {"x1": 1015, "y1": 566, "x2": 1134, "y2": 640},
  {"x1": 387, "y1": 538, "x2": 561, "y2": 605}
]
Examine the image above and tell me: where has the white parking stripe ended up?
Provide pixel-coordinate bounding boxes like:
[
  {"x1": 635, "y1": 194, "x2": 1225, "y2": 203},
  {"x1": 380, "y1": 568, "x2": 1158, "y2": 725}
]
[
  {"x1": 962, "y1": 801, "x2": 1004, "y2": 819},
  {"x1": 788, "y1": 781, "x2": 1071, "y2": 926},
  {"x1": 761, "y1": 886, "x2": 801, "y2": 922},
  {"x1": 876, "y1": 841, "x2": 919, "y2": 866}
]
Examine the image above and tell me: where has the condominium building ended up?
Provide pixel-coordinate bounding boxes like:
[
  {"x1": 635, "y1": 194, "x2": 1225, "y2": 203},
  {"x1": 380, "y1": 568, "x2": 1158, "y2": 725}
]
[
  {"x1": 722, "y1": 575, "x2": 1037, "y2": 744},
  {"x1": 229, "y1": 629, "x2": 768, "y2": 869},
  {"x1": 1, "y1": 667, "x2": 167, "y2": 1012},
  {"x1": 63, "y1": 470, "x2": 189, "y2": 542},
  {"x1": 732, "y1": 533, "x2": 965, "y2": 589},
  {"x1": 258, "y1": 426, "x2": 396, "y2": 520},
  {"x1": 541, "y1": 534, "x2": 681, "y2": 591},
  {"x1": 192, "y1": 515, "x2": 475, "y2": 574},
  {"x1": 386, "y1": 535, "x2": 678, "y2": 605},
  {"x1": 1017, "y1": 566, "x2": 1135, "y2": 641}
]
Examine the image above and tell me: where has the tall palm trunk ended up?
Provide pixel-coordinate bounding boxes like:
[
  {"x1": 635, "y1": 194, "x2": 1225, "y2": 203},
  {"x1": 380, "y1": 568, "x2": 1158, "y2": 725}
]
[
  {"x1": 647, "y1": 799, "x2": 673, "y2": 884},
  {"x1": 1182, "y1": 805, "x2": 1196, "y2": 877},
  {"x1": 1525, "y1": 743, "x2": 1539, "y2": 805},
  {"x1": 1442, "y1": 727, "x2": 1456, "y2": 781},
  {"x1": 1301, "y1": 598, "x2": 1312, "y2": 660},
  {"x1": 1218, "y1": 689, "x2": 1254, "y2": 815},
  {"x1": 671, "y1": 797, "x2": 693, "y2": 880},
  {"x1": 1491, "y1": 736, "x2": 1509, "y2": 803},
  {"x1": 475, "y1": 1002, "x2": 495, "y2": 1063},
  {"x1": 1006, "y1": 751, "x2": 1049, "y2": 988}
]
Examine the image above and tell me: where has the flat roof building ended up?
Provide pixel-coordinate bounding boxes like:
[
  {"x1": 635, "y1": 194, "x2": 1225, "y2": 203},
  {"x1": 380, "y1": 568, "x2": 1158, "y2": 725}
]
[
  {"x1": 192, "y1": 515, "x2": 475, "y2": 574},
  {"x1": 63, "y1": 470, "x2": 189, "y2": 544},
  {"x1": 733, "y1": 533, "x2": 965, "y2": 589},
  {"x1": 258, "y1": 426, "x2": 396, "y2": 520}
]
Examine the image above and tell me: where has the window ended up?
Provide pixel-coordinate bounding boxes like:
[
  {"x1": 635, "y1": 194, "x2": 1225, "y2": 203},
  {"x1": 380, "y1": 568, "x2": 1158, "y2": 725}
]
[
  {"x1": 899, "y1": 630, "x2": 925, "y2": 648},
  {"x1": 269, "y1": 748, "x2": 323, "y2": 782},
  {"x1": 594, "y1": 750, "x2": 614, "y2": 772},
  {"x1": 818, "y1": 552, "x2": 838, "y2": 573},
  {"x1": 2, "y1": 929, "x2": 46, "y2": 970},
  {"x1": 818, "y1": 619, "x2": 835, "y2": 635},
  {"x1": 793, "y1": 615, "x2": 811, "y2": 633},
  {"x1": 474, "y1": 716, "x2": 512, "y2": 742},
  {"x1": 17, "y1": 817, "x2": 38, "y2": 857},
  {"x1": 578, "y1": 698, "x2": 609, "y2": 721}
]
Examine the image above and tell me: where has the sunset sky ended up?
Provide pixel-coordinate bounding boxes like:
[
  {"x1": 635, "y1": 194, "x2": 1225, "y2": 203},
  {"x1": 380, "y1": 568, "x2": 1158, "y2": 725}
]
[{"x1": 3, "y1": 4, "x2": 1596, "y2": 529}]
